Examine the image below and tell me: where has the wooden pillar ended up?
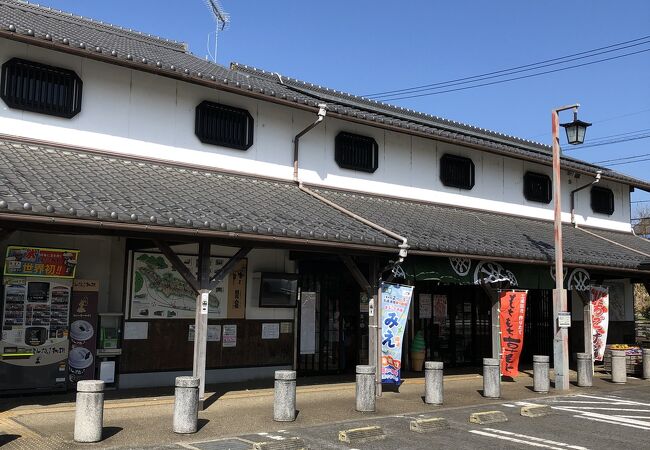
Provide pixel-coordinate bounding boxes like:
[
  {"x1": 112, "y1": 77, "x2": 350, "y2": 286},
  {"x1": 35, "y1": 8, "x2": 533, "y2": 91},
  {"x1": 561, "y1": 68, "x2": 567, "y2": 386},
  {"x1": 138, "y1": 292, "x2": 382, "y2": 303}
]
[
  {"x1": 368, "y1": 260, "x2": 379, "y2": 397},
  {"x1": 193, "y1": 240, "x2": 211, "y2": 401}
]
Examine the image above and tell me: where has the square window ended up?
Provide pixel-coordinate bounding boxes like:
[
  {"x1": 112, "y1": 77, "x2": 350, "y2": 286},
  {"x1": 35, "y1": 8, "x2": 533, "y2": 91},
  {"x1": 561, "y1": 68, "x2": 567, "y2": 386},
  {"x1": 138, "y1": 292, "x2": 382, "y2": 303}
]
[
  {"x1": 591, "y1": 187, "x2": 614, "y2": 215},
  {"x1": 335, "y1": 132, "x2": 378, "y2": 173},
  {"x1": 524, "y1": 172, "x2": 552, "y2": 204},
  {"x1": 440, "y1": 154, "x2": 474, "y2": 189},
  {"x1": 195, "y1": 101, "x2": 254, "y2": 150}
]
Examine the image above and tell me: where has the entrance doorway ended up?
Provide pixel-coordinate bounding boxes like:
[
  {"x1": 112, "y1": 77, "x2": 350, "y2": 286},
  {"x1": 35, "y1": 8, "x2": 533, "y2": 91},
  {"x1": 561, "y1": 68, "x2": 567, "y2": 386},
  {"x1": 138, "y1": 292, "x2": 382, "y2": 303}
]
[{"x1": 297, "y1": 260, "x2": 364, "y2": 375}]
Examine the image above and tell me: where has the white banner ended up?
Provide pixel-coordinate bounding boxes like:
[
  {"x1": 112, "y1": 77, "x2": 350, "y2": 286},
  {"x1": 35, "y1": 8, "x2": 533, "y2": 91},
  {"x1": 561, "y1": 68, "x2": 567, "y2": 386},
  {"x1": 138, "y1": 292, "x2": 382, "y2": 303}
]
[{"x1": 589, "y1": 286, "x2": 609, "y2": 362}]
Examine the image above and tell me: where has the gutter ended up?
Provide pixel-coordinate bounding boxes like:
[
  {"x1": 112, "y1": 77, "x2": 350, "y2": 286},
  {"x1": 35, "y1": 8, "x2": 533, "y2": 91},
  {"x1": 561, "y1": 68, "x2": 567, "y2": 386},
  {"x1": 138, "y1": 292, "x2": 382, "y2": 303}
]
[
  {"x1": 570, "y1": 170, "x2": 601, "y2": 226},
  {"x1": 292, "y1": 105, "x2": 410, "y2": 263}
]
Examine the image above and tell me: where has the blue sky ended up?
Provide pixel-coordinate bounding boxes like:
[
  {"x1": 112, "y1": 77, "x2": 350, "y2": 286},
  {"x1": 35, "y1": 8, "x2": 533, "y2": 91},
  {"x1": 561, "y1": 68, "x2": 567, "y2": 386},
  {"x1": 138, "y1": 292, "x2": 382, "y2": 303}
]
[{"x1": 32, "y1": 1, "x2": 650, "y2": 213}]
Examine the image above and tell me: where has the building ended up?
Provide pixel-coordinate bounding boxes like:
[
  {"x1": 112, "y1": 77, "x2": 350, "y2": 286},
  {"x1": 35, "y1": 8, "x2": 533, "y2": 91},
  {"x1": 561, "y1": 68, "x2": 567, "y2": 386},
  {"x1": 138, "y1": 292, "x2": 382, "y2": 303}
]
[{"x1": 0, "y1": 0, "x2": 649, "y2": 394}]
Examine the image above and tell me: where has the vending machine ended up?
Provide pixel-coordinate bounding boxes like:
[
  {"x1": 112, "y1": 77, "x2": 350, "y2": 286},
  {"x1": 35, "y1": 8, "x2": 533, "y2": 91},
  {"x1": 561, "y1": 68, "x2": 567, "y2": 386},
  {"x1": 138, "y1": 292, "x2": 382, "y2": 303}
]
[{"x1": 0, "y1": 246, "x2": 79, "y2": 394}]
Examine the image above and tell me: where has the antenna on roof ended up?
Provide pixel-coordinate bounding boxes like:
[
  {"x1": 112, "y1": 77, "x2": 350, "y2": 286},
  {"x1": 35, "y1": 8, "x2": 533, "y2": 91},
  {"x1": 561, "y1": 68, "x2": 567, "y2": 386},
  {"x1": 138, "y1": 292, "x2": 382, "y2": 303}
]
[{"x1": 204, "y1": 0, "x2": 230, "y2": 63}]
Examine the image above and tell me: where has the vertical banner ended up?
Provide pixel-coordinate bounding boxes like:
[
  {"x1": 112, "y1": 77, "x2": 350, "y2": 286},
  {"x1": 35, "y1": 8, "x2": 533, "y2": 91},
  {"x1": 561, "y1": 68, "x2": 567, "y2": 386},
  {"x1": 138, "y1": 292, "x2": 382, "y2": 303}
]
[
  {"x1": 590, "y1": 286, "x2": 609, "y2": 362},
  {"x1": 68, "y1": 280, "x2": 99, "y2": 386},
  {"x1": 499, "y1": 290, "x2": 527, "y2": 377},
  {"x1": 381, "y1": 282, "x2": 414, "y2": 384}
]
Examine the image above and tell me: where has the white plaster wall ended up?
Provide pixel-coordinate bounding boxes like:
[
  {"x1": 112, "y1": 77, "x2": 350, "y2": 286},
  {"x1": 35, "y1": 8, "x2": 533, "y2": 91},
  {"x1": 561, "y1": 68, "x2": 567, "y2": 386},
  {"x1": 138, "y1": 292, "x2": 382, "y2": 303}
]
[{"x1": 0, "y1": 40, "x2": 633, "y2": 231}]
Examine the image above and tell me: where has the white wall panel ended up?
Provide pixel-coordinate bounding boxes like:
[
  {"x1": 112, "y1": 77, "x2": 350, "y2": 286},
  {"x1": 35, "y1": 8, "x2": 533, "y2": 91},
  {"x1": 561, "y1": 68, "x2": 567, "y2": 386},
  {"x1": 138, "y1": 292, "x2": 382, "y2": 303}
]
[{"x1": 0, "y1": 43, "x2": 633, "y2": 232}]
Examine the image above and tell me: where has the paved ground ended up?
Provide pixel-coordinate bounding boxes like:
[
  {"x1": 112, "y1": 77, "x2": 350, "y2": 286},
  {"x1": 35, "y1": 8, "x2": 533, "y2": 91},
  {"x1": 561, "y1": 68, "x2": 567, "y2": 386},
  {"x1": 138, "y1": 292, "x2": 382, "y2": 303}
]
[{"x1": 0, "y1": 369, "x2": 648, "y2": 449}]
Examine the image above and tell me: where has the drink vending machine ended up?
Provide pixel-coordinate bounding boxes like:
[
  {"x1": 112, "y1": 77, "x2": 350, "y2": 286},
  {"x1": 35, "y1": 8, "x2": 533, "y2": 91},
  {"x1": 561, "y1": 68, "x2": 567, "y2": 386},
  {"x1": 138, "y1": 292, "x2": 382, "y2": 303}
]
[{"x1": 0, "y1": 246, "x2": 79, "y2": 394}]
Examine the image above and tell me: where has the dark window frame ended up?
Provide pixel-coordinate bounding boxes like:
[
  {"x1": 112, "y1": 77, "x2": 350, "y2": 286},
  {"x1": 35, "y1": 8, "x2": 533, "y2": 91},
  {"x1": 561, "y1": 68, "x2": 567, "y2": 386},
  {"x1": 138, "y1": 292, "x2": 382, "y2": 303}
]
[
  {"x1": 334, "y1": 131, "x2": 379, "y2": 173},
  {"x1": 195, "y1": 100, "x2": 254, "y2": 150},
  {"x1": 440, "y1": 154, "x2": 475, "y2": 190},
  {"x1": 591, "y1": 186, "x2": 615, "y2": 215},
  {"x1": 1, "y1": 58, "x2": 83, "y2": 118},
  {"x1": 523, "y1": 171, "x2": 552, "y2": 204}
]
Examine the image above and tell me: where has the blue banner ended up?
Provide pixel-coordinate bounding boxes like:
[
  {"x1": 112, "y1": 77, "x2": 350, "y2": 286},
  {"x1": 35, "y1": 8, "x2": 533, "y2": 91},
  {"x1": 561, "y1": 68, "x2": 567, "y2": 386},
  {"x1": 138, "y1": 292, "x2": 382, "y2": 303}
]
[{"x1": 381, "y1": 282, "x2": 413, "y2": 384}]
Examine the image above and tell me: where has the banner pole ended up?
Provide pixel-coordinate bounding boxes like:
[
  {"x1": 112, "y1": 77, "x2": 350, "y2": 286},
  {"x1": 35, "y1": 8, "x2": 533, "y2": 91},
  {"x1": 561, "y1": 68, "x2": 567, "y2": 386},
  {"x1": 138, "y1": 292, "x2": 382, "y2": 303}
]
[{"x1": 376, "y1": 282, "x2": 382, "y2": 397}]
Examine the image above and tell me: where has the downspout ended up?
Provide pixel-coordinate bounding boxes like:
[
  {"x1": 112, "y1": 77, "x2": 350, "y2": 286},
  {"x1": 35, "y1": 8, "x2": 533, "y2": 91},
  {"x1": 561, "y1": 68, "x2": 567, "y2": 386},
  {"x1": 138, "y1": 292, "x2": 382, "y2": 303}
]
[
  {"x1": 292, "y1": 105, "x2": 410, "y2": 262},
  {"x1": 570, "y1": 170, "x2": 601, "y2": 226}
]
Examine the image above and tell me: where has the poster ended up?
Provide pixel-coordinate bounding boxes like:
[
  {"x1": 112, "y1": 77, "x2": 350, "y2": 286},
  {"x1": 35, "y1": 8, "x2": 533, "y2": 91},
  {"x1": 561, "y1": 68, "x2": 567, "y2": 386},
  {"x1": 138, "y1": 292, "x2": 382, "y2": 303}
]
[
  {"x1": 129, "y1": 252, "x2": 247, "y2": 320},
  {"x1": 262, "y1": 323, "x2": 280, "y2": 339},
  {"x1": 590, "y1": 286, "x2": 609, "y2": 362},
  {"x1": 226, "y1": 259, "x2": 247, "y2": 319},
  {"x1": 433, "y1": 295, "x2": 447, "y2": 324},
  {"x1": 419, "y1": 294, "x2": 432, "y2": 319},
  {"x1": 124, "y1": 322, "x2": 148, "y2": 340},
  {"x1": 300, "y1": 291, "x2": 316, "y2": 354},
  {"x1": 381, "y1": 282, "x2": 414, "y2": 384},
  {"x1": 499, "y1": 290, "x2": 527, "y2": 377},
  {"x1": 188, "y1": 324, "x2": 221, "y2": 342},
  {"x1": 4, "y1": 246, "x2": 79, "y2": 278},
  {"x1": 222, "y1": 324, "x2": 237, "y2": 347},
  {"x1": 68, "y1": 280, "x2": 99, "y2": 386}
]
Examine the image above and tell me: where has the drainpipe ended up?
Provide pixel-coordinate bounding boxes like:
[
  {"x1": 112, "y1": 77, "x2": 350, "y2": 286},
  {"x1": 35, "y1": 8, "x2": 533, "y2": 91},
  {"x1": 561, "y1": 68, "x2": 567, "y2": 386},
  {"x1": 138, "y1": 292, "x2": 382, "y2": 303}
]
[
  {"x1": 570, "y1": 170, "x2": 601, "y2": 226},
  {"x1": 292, "y1": 105, "x2": 410, "y2": 261}
]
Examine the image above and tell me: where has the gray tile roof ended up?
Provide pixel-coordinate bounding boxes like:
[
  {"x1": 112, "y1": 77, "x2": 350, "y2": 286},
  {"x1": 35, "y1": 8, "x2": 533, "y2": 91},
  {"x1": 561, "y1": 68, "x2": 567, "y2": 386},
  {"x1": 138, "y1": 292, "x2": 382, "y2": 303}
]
[
  {"x1": 0, "y1": 0, "x2": 648, "y2": 191},
  {"x1": 0, "y1": 138, "x2": 397, "y2": 248},
  {"x1": 312, "y1": 187, "x2": 650, "y2": 271},
  {"x1": 0, "y1": 136, "x2": 648, "y2": 274}
]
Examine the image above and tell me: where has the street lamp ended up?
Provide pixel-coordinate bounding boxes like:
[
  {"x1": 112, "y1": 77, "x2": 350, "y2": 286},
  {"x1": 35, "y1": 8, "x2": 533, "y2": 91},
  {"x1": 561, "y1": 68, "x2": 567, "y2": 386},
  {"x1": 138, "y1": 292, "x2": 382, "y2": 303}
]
[{"x1": 551, "y1": 104, "x2": 591, "y2": 391}]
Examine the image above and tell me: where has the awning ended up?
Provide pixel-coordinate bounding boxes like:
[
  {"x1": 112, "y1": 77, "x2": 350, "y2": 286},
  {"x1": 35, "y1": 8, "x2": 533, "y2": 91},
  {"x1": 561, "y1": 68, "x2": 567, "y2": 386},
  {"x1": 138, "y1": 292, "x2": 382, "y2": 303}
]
[
  {"x1": 0, "y1": 137, "x2": 398, "y2": 251},
  {"x1": 312, "y1": 187, "x2": 650, "y2": 280}
]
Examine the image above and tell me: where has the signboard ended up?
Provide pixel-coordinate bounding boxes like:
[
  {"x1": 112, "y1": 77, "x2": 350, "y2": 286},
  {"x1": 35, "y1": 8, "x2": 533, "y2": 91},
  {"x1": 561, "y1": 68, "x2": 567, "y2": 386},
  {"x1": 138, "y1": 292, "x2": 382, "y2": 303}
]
[
  {"x1": 300, "y1": 292, "x2": 316, "y2": 354},
  {"x1": 4, "y1": 246, "x2": 79, "y2": 278},
  {"x1": 558, "y1": 312, "x2": 572, "y2": 328},
  {"x1": 262, "y1": 323, "x2": 280, "y2": 340},
  {"x1": 123, "y1": 322, "x2": 148, "y2": 340},
  {"x1": 499, "y1": 290, "x2": 528, "y2": 377},
  {"x1": 380, "y1": 282, "x2": 414, "y2": 384},
  {"x1": 590, "y1": 286, "x2": 609, "y2": 362},
  {"x1": 129, "y1": 252, "x2": 247, "y2": 320},
  {"x1": 418, "y1": 294, "x2": 432, "y2": 319},
  {"x1": 188, "y1": 324, "x2": 221, "y2": 342},
  {"x1": 68, "y1": 280, "x2": 99, "y2": 386},
  {"x1": 433, "y1": 295, "x2": 447, "y2": 324},
  {"x1": 222, "y1": 324, "x2": 237, "y2": 347}
]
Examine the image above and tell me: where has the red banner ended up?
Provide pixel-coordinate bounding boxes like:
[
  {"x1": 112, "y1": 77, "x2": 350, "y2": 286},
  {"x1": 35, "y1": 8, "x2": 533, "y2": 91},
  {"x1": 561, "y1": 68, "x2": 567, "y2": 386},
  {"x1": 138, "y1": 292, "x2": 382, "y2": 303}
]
[{"x1": 500, "y1": 290, "x2": 527, "y2": 377}]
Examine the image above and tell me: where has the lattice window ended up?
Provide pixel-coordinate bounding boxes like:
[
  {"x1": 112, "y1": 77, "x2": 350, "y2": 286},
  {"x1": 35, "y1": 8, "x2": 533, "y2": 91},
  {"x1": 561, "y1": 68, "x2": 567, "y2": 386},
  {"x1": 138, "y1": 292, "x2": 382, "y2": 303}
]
[
  {"x1": 195, "y1": 101, "x2": 254, "y2": 150},
  {"x1": 335, "y1": 132, "x2": 378, "y2": 173}
]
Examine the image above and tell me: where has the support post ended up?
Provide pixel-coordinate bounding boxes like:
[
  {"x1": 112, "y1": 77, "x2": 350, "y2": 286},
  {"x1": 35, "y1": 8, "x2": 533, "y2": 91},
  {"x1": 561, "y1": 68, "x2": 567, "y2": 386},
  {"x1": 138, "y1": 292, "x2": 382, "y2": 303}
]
[
  {"x1": 368, "y1": 260, "x2": 379, "y2": 397},
  {"x1": 533, "y1": 355, "x2": 550, "y2": 393},
  {"x1": 376, "y1": 281, "x2": 383, "y2": 397},
  {"x1": 173, "y1": 376, "x2": 199, "y2": 434},
  {"x1": 193, "y1": 241, "x2": 211, "y2": 402},
  {"x1": 74, "y1": 380, "x2": 105, "y2": 443},
  {"x1": 579, "y1": 290, "x2": 594, "y2": 375},
  {"x1": 576, "y1": 352, "x2": 593, "y2": 387},
  {"x1": 356, "y1": 365, "x2": 376, "y2": 412},
  {"x1": 553, "y1": 289, "x2": 570, "y2": 391}
]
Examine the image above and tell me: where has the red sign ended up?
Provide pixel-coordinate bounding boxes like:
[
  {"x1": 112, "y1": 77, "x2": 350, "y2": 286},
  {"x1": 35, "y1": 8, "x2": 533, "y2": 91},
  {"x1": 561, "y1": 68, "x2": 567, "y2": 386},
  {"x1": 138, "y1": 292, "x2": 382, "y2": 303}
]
[{"x1": 499, "y1": 290, "x2": 527, "y2": 377}]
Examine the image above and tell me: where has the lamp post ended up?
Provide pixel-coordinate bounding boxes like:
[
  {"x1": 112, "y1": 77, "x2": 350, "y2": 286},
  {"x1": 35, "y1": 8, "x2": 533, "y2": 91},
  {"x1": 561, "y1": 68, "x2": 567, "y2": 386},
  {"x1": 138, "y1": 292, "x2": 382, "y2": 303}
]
[{"x1": 551, "y1": 104, "x2": 591, "y2": 391}]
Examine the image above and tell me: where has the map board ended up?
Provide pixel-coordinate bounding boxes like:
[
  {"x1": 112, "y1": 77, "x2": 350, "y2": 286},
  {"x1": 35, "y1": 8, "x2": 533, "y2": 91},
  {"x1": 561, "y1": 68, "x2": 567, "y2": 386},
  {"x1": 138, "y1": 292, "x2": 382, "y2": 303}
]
[{"x1": 129, "y1": 252, "x2": 247, "y2": 319}]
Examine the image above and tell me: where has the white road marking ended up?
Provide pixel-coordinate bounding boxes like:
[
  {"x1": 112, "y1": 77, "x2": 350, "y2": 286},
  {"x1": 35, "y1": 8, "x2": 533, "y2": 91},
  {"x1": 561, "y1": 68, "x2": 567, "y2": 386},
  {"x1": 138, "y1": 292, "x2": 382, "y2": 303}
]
[
  {"x1": 482, "y1": 428, "x2": 589, "y2": 450},
  {"x1": 556, "y1": 407, "x2": 650, "y2": 412},
  {"x1": 502, "y1": 403, "x2": 515, "y2": 407},
  {"x1": 576, "y1": 415, "x2": 650, "y2": 431},
  {"x1": 617, "y1": 415, "x2": 650, "y2": 419},
  {"x1": 554, "y1": 408, "x2": 650, "y2": 428},
  {"x1": 469, "y1": 430, "x2": 563, "y2": 449},
  {"x1": 573, "y1": 394, "x2": 650, "y2": 406}
]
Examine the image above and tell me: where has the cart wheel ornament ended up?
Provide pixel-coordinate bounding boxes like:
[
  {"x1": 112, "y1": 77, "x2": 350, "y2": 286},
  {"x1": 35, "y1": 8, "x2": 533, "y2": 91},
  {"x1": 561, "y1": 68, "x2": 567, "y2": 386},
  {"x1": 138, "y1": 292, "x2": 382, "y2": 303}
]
[
  {"x1": 449, "y1": 257, "x2": 471, "y2": 276},
  {"x1": 473, "y1": 261, "x2": 515, "y2": 285},
  {"x1": 549, "y1": 266, "x2": 568, "y2": 282},
  {"x1": 567, "y1": 268, "x2": 590, "y2": 291}
]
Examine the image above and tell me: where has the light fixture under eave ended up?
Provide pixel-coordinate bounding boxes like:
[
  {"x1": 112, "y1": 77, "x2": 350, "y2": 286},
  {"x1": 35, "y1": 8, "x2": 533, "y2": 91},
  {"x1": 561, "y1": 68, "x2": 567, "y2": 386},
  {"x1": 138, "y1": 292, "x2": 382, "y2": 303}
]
[{"x1": 560, "y1": 111, "x2": 592, "y2": 145}]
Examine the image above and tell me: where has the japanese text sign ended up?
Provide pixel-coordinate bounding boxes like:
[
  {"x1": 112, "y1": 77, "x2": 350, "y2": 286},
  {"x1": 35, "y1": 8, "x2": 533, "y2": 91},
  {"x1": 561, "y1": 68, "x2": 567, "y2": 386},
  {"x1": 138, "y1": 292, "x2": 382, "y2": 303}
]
[
  {"x1": 4, "y1": 246, "x2": 79, "y2": 278},
  {"x1": 380, "y1": 282, "x2": 413, "y2": 384},
  {"x1": 499, "y1": 290, "x2": 527, "y2": 377}
]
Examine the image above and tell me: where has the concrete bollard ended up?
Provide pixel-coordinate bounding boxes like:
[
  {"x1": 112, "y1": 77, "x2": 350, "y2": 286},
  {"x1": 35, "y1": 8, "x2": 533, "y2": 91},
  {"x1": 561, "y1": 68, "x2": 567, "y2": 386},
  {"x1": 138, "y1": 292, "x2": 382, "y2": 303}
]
[
  {"x1": 576, "y1": 353, "x2": 593, "y2": 387},
  {"x1": 74, "y1": 380, "x2": 105, "y2": 443},
  {"x1": 424, "y1": 361, "x2": 444, "y2": 405},
  {"x1": 483, "y1": 358, "x2": 500, "y2": 399},
  {"x1": 643, "y1": 349, "x2": 650, "y2": 380},
  {"x1": 533, "y1": 355, "x2": 550, "y2": 393},
  {"x1": 274, "y1": 370, "x2": 297, "y2": 422},
  {"x1": 173, "y1": 376, "x2": 200, "y2": 434},
  {"x1": 356, "y1": 365, "x2": 376, "y2": 412},
  {"x1": 611, "y1": 350, "x2": 627, "y2": 384}
]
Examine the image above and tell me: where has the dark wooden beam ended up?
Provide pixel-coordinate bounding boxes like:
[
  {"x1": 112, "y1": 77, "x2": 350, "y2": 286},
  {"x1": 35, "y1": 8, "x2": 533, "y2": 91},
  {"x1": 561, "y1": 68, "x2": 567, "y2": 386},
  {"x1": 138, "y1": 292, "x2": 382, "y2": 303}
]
[
  {"x1": 154, "y1": 239, "x2": 200, "y2": 295},
  {"x1": 0, "y1": 228, "x2": 14, "y2": 241},
  {"x1": 209, "y1": 247, "x2": 252, "y2": 290},
  {"x1": 340, "y1": 254, "x2": 372, "y2": 295},
  {"x1": 197, "y1": 240, "x2": 211, "y2": 290}
]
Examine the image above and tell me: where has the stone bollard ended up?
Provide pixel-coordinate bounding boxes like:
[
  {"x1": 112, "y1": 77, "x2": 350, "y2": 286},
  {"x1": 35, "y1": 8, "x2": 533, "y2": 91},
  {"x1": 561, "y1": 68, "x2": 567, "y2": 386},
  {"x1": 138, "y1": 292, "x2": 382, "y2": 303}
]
[
  {"x1": 74, "y1": 380, "x2": 105, "y2": 443},
  {"x1": 424, "y1": 361, "x2": 444, "y2": 405},
  {"x1": 356, "y1": 365, "x2": 376, "y2": 412},
  {"x1": 611, "y1": 350, "x2": 627, "y2": 384},
  {"x1": 533, "y1": 355, "x2": 550, "y2": 393},
  {"x1": 643, "y1": 348, "x2": 650, "y2": 380},
  {"x1": 576, "y1": 353, "x2": 593, "y2": 387},
  {"x1": 173, "y1": 376, "x2": 200, "y2": 434},
  {"x1": 274, "y1": 370, "x2": 297, "y2": 422},
  {"x1": 483, "y1": 358, "x2": 500, "y2": 399}
]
